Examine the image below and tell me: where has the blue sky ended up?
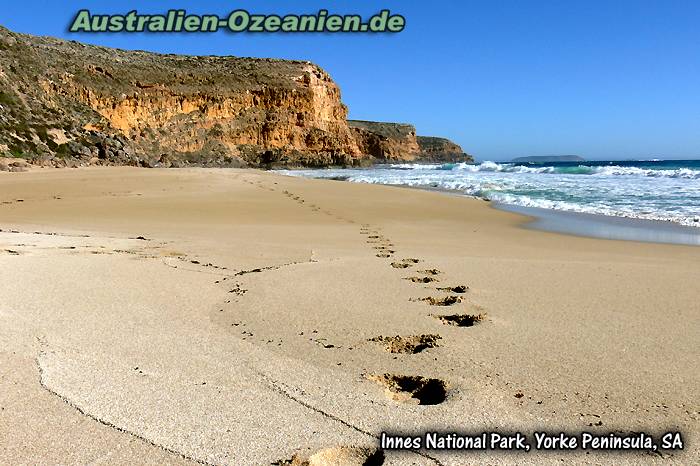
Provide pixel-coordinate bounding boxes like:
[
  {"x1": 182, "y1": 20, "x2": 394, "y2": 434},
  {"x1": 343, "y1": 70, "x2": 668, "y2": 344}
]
[{"x1": 2, "y1": 1, "x2": 699, "y2": 161}]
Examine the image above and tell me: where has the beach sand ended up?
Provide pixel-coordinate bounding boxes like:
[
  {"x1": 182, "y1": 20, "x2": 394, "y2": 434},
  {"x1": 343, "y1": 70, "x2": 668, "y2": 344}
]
[{"x1": 0, "y1": 167, "x2": 697, "y2": 465}]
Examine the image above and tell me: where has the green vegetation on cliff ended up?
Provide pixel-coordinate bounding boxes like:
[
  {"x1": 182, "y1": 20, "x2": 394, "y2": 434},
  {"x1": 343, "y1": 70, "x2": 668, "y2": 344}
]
[{"x1": 0, "y1": 25, "x2": 468, "y2": 168}]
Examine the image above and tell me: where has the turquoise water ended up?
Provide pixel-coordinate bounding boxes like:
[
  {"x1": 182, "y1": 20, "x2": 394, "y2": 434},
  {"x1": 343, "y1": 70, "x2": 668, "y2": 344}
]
[{"x1": 281, "y1": 160, "x2": 700, "y2": 228}]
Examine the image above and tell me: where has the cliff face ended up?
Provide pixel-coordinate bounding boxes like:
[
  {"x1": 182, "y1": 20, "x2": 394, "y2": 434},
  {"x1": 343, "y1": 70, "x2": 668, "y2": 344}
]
[
  {"x1": 0, "y1": 26, "x2": 363, "y2": 167},
  {"x1": 0, "y1": 25, "x2": 469, "y2": 168},
  {"x1": 349, "y1": 120, "x2": 472, "y2": 163},
  {"x1": 349, "y1": 120, "x2": 420, "y2": 160},
  {"x1": 416, "y1": 136, "x2": 469, "y2": 162}
]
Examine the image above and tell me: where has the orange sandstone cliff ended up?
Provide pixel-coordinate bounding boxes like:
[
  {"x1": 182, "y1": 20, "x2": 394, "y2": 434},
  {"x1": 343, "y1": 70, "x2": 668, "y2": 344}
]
[{"x1": 0, "y1": 25, "x2": 471, "y2": 168}]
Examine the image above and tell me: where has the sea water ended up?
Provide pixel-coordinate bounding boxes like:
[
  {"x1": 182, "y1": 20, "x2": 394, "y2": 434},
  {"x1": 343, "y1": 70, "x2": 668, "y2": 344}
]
[{"x1": 281, "y1": 160, "x2": 700, "y2": 229}]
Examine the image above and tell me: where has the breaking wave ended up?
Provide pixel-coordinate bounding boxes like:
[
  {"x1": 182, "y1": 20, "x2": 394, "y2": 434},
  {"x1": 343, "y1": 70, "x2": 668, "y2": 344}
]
[
  {"x1": 280, "y1": 159, "x2": 700, "y2": 228},
  {"x1": 388, "y1": 161, "x2": 700, "y2": 179}
]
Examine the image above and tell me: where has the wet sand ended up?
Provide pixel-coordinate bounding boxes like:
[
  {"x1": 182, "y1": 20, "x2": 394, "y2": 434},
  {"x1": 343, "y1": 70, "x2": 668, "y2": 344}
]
[
  {"x1": 496, "y1": 203, "x2": 700, "y2": 246},
  {"x1": 0, "y1": 167, "x2": 698, "y2": 465}
]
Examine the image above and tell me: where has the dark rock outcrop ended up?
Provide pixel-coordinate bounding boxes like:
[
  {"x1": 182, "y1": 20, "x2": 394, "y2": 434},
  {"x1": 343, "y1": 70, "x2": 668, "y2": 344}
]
[
  {"x1": 416, "y1": 136, "x2": 470, "y2": 162},
  {"x1": 349, "y1": 120, "x2": 472, "y2": 163}
]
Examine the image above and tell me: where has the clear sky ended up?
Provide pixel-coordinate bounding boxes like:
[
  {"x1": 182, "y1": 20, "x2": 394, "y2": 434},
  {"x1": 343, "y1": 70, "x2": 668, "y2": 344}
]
[{"x1": 2, "y1": 1, "x2": 699, "y2": 161}]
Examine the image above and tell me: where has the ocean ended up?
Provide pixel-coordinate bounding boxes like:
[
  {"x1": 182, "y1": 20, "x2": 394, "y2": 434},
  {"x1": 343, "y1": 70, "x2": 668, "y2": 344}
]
[{"x1": 280, "y1": 159, "x2": 700, "y2": 229}]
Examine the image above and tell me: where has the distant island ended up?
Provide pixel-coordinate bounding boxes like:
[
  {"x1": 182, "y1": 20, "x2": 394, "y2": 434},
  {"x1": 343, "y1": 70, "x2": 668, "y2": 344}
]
[{"x1": 511, "y1": 155, "x2": 585, "y2": 163}]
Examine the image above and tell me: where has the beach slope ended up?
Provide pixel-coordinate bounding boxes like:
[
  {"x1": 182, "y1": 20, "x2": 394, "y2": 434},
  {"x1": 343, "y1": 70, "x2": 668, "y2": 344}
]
[{"x1": 0, "y1": 167, "x2": 697, "y2": 465}]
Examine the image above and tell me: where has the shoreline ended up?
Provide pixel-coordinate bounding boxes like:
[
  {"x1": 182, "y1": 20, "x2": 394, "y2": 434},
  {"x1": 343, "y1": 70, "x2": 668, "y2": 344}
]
[
  {"x1": 1, "y1": 167, "x2": 697, "y2": 465},
  {"x1": 283, "y1": 172, "x2": 700, "y2": 246},
  {"x1": 494, "y1": 203, "x2": 700, "y2": 246}
]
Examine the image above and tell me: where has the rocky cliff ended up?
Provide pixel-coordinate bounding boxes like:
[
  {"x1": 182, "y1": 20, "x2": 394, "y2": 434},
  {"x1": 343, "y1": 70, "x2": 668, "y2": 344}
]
[
  {"x1": 349, "y1": 120, "x2": 472, "y2": 163},
  {"x1": 416, "y1": 136, "x2": 469, "y2": 162},
  {"x1": 0, "y1": 25, "x2": 469, "y2": 168},
  {"x1": 349, "y1": 120, "x2": 420, "y2": 160}
]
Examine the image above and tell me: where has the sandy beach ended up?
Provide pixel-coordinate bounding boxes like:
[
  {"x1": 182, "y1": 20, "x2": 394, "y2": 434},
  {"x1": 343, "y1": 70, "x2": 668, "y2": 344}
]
[{"x1": 1, "y1": 167, "x2": 698, "y2": 465}]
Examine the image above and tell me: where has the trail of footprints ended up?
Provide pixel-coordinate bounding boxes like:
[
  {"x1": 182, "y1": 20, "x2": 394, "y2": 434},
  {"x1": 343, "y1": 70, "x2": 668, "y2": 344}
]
[
  {"x1": 240, "y1": 178, "x2": 490, "y2": 408},
  {"x1": 358, "y1": 223, "x2": 487, "y2": 405},
  {"x1": 242, "y1": 177, "x2": 355, "y2": 223}
]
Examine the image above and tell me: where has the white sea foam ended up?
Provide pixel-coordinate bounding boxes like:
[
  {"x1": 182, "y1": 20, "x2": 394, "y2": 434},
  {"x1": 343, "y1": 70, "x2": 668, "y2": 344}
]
[
  {"x1": 280, "y1": 161, "x2": 700, "y2": 228},
  {"x1": 387, "y1": 161, "x2": 700, "y2": 178}
]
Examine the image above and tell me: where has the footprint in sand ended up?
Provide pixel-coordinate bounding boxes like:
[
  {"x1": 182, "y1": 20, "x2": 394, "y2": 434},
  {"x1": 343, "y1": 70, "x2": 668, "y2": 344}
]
[
  {"x1": 228, "y1": 283, "x2": 247, "y2": 296},
  {"x1": 418, "y1": 268, "x2": 441, "y2": 275},
  {"x1": 369, "y1": 334, "x2": 441, "y2": 354},
  {"x1": 436, "y1": 285, "x2": 468, "y2": 293},
  {"x1": 274, "y1": 446, "x2": 384, "y2": 466},
  {"x1": 389, "y1": 258, "x2": 421, "y2": 269},
  {"x1": 404, "y1": 276, "x2": 439, "y2": 283},
  {"x1": 367, "y1": 374, "x2": 448, "y2": 405},
  {"x1": 414, "y1": 296, "x2": 462, "y2": 306},
  {"x1": 432, "y1": 313, "x2": 485, "y2": 327}
]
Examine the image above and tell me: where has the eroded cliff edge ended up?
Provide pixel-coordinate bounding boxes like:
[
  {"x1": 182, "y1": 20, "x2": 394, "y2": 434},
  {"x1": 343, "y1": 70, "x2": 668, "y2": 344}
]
[
  {"x1": 0, "y1": 26, "x2": 471, "y2": 168},
  {"x1": 349, "y1": 120, "x2": 470, "y2": 163}
]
